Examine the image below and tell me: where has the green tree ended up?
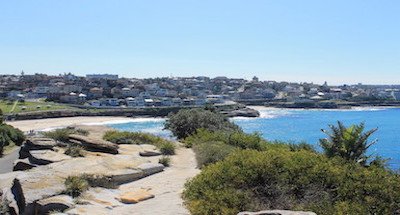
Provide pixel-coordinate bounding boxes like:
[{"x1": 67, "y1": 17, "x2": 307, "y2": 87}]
[
  {"x1": 320, "y1": 121, "x2": 377, "y2": 165},
  {"x1": 164, "y1": 109, "x2": 240, "y2": 139}
]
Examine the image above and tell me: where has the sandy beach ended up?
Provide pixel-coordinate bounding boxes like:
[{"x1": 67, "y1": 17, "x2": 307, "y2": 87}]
[{"x1": 6, "y1": 116, "x2": 138, "y2": 132}]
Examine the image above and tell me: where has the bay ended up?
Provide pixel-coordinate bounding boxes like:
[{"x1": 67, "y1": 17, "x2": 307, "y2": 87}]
[{"x1": 109, "y1": 107, "x2": 400, "y2": 169}]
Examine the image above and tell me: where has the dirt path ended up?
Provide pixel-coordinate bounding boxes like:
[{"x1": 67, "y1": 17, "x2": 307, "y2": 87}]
[
  {"x1": 0, "y1": 148, "x2": 19, "y2": 174},
  {"x1": 112, "y1": 147, "x2": 200, "y2": 215}
]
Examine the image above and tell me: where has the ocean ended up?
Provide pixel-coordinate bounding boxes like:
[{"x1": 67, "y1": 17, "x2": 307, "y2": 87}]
[{"x1": 108, "y1": 107, "x2": 400, "y2": 169}]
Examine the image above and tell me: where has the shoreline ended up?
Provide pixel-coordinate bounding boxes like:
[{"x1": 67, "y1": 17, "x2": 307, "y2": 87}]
[
  {"x1": 6, "y1": 116, "x2": 162, "y2": 132},
  {"x1": 7, "y1": 106, "x2": 398, "y2": 132}
]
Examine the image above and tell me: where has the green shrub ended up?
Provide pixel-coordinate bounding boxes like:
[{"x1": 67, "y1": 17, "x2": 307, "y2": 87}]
[
  {"x1": 159, "y1": 141, "x2": 176, "y2": 155},
  {"x1": 64, "y1": 175, "x2": 89, "y2": 198},
  {"x1": 183, "y1": 149, "x2": 400, "y2": 215},
  {"x1": 104, "y1": 130, "x2": 175, "y2": 154},
  {"x1": 165, "y1": 109, "x2": 240, "y2": 139},
  {"x1": 0, "y1": 123, "x2": 25, "y2": 156},
  {"x1": 320, "y1": 121, "x2": 378, "y2": 165},
  {"x1": 103, "y1": 130, "x2": 164, "y2": 145},
  {"x1": 192, "y1": 141, "x2": 235, "y2": 168},
  {"x1": 159, "y1": 156, "x2": 171, "y2": 167},
  {"x1": 184, "y1": 129, "x2": 266, "y2": 150},
  {"x1": 64, "y1": 174, "x2": 116, "y2": 197},
  {"x1": 65, "y1": 144, "x2": 85, "y2": 157},
  {"x1": 44, "y1": 127, "x2": 89, "y2": 142}
]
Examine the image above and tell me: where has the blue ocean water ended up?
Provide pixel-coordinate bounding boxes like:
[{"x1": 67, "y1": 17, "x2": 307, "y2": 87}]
[{"x1": 109, "y1": 108, "x2": 400, "y2": 169}]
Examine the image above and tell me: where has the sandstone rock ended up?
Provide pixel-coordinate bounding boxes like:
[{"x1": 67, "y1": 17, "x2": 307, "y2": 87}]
[
  {"x1": 28, "y1": 150, "x2": 71, "y2": 165},
  {"x1": 109, "y1": 169, "x2": 144, "y2": 185},
  {"x1": 79, "y1": 187, "x2": 123, "y2": 208},
  {"x1": 138, "y1": 163, "x2": 164, "y2": 176},
  {"x1": 65, "y1": 204, "x2": 112, "y2": 215},
  {"x1": 24, "y1": 138, "x2": 57, "y2": 151},
  {"x1": 13, "y1": 158, "x2": 37, "y2": 171},
  {"x1": 0, "y1": 172, "x2": 24, "y2": 215},
  {"x1": 139, "y1": 150, "x2": 162, "y2": 157},
  {"x1": 16, "y1": 170, "x2": 66, "y2": 214},
  {"x1": 118, "y1": 189, "x2": 154, "y2": 204},
  {"x1": 36, "y1": 194, "x2": 74, "y2": 214},
  {"x1": 238, "y1": 210, "x2": 317, "y2": 215},
  {"x1": 68, "y1": 134, "x2": 119, "y2": 154}
]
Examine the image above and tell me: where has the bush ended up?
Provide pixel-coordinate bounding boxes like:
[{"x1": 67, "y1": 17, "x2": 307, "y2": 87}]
[
  {"x1": 44, "y1": 127, "x2": 89, "y2": 143},
  {"x1": 64, "y1": 174, "x2": 116, "y2": 197},
  {"x1": 192, "y1": 141, "x2": 235, "y2": 168},
  {"x1": 103, "y1": 130, "x2": 163, "y2": 145},
  {"x1": 184, "y1": 129, "x2": 266, "y2": 150},
  {"x1": 64, "y1": 175, "x2": 89, "y2": 198},
  {"x1": 159, "y1": 156, "x2": 171, "y2": 167},
  {"x1": 164, "y1": 109, "x2": 240, "y2": 139},
  {"x1": 104, "y1": 130, "x2": 175, "y2": 154},
  {"x1": 0, "y1": 123, "x2": 25, "y2": 156},
  {"x1": 183, "y1": 149, "x2": 400, "y2": 215},
  {"x1": 64, "y1": 144, "x2": 85, "y2": 157},
  {"x1": 159, "y1": 141, "x2": 176, "y2": 155}
]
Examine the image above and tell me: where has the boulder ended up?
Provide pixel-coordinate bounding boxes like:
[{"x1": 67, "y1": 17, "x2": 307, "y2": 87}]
[
  {"x1": 118, "y1": 189, "x2": 154, "y2": 204},
  {"x1": 139, "y1": 150, "x2": 162, "y2": 157},
  {"x1": 238, "y1": 210, "x2": 317, "y2": 215},
  {"x1": 35, "y1": 195, "x2": 74, "y2": 214},
  {"x1": 68, "y1": 134, "x2": 119, "y2": 154},
  {"x1": 13, "y1": 158, "x2": 37, "y2": 171},
  {"x1": 138, "y1": 163, "x2": 164, "y2": 176}
]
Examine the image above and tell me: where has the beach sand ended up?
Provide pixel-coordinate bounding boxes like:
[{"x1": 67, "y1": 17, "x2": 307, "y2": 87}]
[{"x1": 6, "y1": 116, "x2": 136, "y2": 132}]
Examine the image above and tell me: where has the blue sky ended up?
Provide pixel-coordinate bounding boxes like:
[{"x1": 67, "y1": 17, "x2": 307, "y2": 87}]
[{"x1": 1, "y1": 0, "x2": 399, "y2": 84}]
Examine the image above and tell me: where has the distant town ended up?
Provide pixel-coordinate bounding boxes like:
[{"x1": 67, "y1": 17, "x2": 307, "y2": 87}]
[{"x1": 1, "y1": 72, "x2": 400, "y2": 110}]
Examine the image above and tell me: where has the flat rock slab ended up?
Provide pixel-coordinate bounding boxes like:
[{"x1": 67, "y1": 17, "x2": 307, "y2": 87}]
[
  {"x1": 36, "y1": 194, "x2": 74, "y2": 214},
  {"x1": 138, "y1": 163, "x2": 164, "y2": 176},
  {"x1": 68, "y1": 134, "x2": 119, "y2": 154},
  {"x1": 119, "y1": 189, "x2": 154, "y2": 204},
  {"x1": 24, "y1": 138, "x2": 57, "y2": 150},
  {"x1": 66, "y1": 204, "x2": 113, "y2": 215},
  {"x1": 29, "y1": 150, "x2": 71, "y2": 165},
  {"x1": 80, "y1": 187, "x2": 123, "y2": 208}
]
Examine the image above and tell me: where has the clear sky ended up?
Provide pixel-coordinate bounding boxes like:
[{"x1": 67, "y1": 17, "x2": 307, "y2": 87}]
[{"x1": 1, "y1": 0, "x2": 399, "y2": 85}]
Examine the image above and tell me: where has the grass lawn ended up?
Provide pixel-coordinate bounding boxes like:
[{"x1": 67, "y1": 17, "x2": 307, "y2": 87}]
[{"x1": 0, "y1": 100, "x2": 76, "y2": 114}]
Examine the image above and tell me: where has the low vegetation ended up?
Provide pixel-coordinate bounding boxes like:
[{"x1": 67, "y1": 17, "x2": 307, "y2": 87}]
[
  {"x1": 64, "y1": 144, "x2": 85, "y2": 157},
  {"x1": 103, "y1": 130, "x2": 175, "y2": 155},
  {"x1": 176, "y1": 109, "x2": 400, "y2": 215},
  {"x1": 164, "y1": 109, "x2": 240, "y2": 139},
  {"x1": 158, "y1": 156, "x2": 171, "y2": 167},
  {"x1": 43, "y1": 127, "x2": 88, "y2": 142},
  {"x1": 159, "y1": 141, "x2": 176, "y2": 155},
  {"x1": 64, "y1": 175, "x2": 89, "y2": 198},
  {"x1": 183, "y1": 149, "x2": 400, "y2": 215},
  {"x1": 64, "y1": 174, "x2": 116, "y2": 197},
  {"x1": 0, "y1": 109, "x2": 25, "y2": 156},
  {"x1": 192, "y1": 141, "x2": 236, "y2": 168}
]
